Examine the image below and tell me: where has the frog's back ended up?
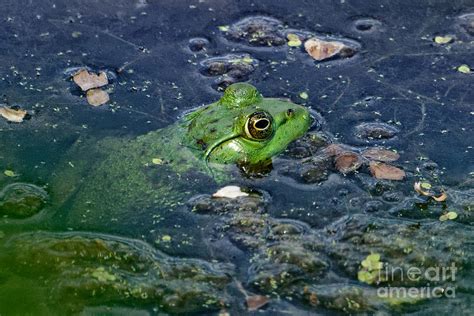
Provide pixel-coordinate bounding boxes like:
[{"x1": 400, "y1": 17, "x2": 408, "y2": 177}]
[{"x1": 49, "y1": 123, "x2": 213, "y2": 232}]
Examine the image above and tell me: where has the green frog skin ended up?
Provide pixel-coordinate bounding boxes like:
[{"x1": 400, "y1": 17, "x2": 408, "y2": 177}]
[{"x1": 49, "y1": 83, "x2": 310, "y2": 231}]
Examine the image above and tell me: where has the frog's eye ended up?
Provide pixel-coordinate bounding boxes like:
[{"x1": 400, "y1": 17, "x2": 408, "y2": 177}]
[{"x1": 245, "y1": 111, "x2": 273, "y2": 140}]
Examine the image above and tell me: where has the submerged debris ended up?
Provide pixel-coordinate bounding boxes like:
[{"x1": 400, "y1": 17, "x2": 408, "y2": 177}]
[{"x1": 369, "y1": 162, "x2": 405, "y2": 180}]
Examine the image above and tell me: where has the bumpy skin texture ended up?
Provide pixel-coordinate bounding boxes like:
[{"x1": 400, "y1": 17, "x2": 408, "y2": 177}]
[{"x1": 50, "y1": 83, "x2": 310, "y2": 230}]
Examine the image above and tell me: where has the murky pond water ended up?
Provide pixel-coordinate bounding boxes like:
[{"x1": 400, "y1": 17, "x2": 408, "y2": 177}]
[{"x1": 0, "y1": 0, "x2": 473, "y2": 314}]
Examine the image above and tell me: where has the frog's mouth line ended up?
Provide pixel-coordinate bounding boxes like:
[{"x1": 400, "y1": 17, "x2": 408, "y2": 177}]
[{"x1": 203, "y1": 133, "x2": 241, "y2": 163}]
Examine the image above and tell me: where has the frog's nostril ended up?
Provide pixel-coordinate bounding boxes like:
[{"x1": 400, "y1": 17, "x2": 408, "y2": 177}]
[{"x1": 286, "y1": 109, "x2": 294, "y2": 117}]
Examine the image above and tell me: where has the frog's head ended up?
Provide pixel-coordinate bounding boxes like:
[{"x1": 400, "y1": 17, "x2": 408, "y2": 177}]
[{"x1": 184, "y1": 83, "x2": 310, "y2": 167}]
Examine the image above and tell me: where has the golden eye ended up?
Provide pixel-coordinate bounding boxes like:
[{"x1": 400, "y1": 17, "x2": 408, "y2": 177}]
[{"x1": 245, "y1": 112, "x2": 273, "y2": 140}]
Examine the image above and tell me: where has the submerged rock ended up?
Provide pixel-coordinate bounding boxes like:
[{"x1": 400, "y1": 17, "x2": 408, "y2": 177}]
[
  {"x1": 354, "y1": 122, "x2": 399, "y2": 140},
  {"x1": 200, "y1": 54, "x2": 257, "y2": 77},
  {"x1": 325, "y1": 214, "x2": 473, "y2": 287},
  {"x1": 353, "y1": 18, "x2": 384, "y2": 33},
  {"x1": 188, "y1": 37, "x2": 210, "y2": 52},
  {"x1": 457, "y1": 13, "x2": 474, "y2": 36},
  {"x1": 199, "y1": 54, "x2": 258, "y2": 90},
  {"x1": 187, "y1": 188, "x2": 474, "y2": 313},
  {"x1": 0, "y1": 183, "x2": 48, "y2": 219},
  {"x1": 224, "y1": 16, "x2": 287, "y2": 47},
  {"x1": 0, "y1": 232, "x2": 232, "y2": 314}
]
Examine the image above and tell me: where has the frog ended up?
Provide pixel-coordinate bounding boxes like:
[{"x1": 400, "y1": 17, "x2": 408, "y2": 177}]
[
  {"x1": 0, "y1": 83, "x2": 310, "y2": 314},
  {"x1": 45, "y1": 83, "x2": 310, "y2": 234}
]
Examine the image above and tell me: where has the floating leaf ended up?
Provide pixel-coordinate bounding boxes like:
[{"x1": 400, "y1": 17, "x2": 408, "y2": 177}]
[
  {"x1": 86, "y1": 88, "x2": 110, "y2": 106},
  {"x1": 71, "y1": 31, "x2": 82, "y2": 38},
  {"x1": 3, "y1": 170, "x2": 16, "y2": 177},
  {"x1": 457, "y1": 64, "x2": 471, "y2": 74},
  {"x1": 246, "y1": 295, "x2": 269, "y2": 311},
  {"x1": 152, "y1": 158, "x2": 164, "y2": 165},
  {"x1": 420, "y1": 182, "x2": 432, "y2": 190},
  {"x1": 358, "y1": 253, "x2": 383, "y2": 285},
  {"x1": 369, "y1": 162, "x2": 405, "y2": 180},
  {"x1": 447, "y1": 211, "x2": 458, "y2": 220},
  {"x1": 0, "y1": 106, "x2": 27, "y2": 123},
  {"x1": 241, "y1": 56, "x2": 254, "y2": 64},
  {"x1": 229, "y1": 56, "x2": 254, "y2": 65},
  {"x1": 287, "y1": 33, "x2": 302, "y2": 47},
  {"x1": 73, "y1": 69, "x2": 108, "y2": 91},
  {"x1": 357, "y1": 270, "x2": 375, "y2": 284},
  {"x1": 212, "y1": 186, "x2": 249, "y2": 199},
  {"x1": 434, "y1": 35, "x2": 454, "y2": 44},
  {"x1": 440, "y1": 211, "x2": 458, "y2": 221},
  {"x1": 304, "y1": 38, "x2": 353, "y2": 61},
  {"x1": 218, "y1": 25, "x2": 229, "y2": 32},
  {"x1": 91, "y1": 267, "x2": 117, "y2": 282},
  {"x1": 361, "y1": 253, "x2": 383, "y2": 270},
  {"x1": 299, "y1": 91, "x2": 309, "y2": 99},
  {"x1": 362, "y1": 148, "x2": 400, "y2": 162},
  {"x1": 414, "y1": 181, "x2": 431, "y2": 196}
]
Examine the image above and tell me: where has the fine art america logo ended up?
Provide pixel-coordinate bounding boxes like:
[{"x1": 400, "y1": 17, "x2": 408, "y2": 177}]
[{"x1": 376, "y1": 263, "x2": 457, "y2": 299}]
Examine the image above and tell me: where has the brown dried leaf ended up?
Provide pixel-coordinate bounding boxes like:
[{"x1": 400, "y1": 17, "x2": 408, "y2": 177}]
[
  {"x1": 246, "y1": 295, "x2": 269, "y2": 311},
  {"x1": 324, "y1": 144, "x2": 345, "y2": 157},
  {"x1": 73, "y1": 69, "x2": 108, "y2": 91},
  {"x1": 335, "y1": 152, "x2": 362, "y2": 174},
  {"x1": 304, "y1": 38, "x2": 345, "y2": 61},
  {"x1": 0, "y1": 106, "x2": 27, "y2": 123},
  {"x1": 369, "y1": 162, "x2": 405, "y2": 180},
  {"x1": 86, "y1": 89, "x2": 110, "y2": 106},
  {"x1": 432, "y1": 192, "x2": 448, "y2": 202},
  {"x1": 362, "y1": 148, "x2": 400, "y2": 162}
]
